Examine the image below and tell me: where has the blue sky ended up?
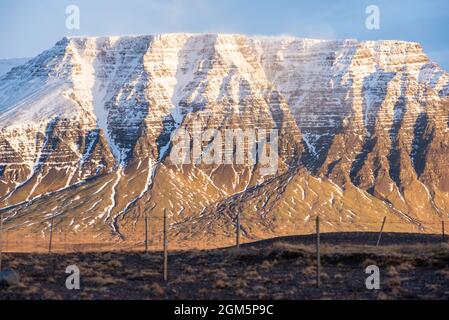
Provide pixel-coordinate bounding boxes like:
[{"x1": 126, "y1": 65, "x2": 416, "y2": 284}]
[{"x1": 1, "y1": 0, "x2": 448, "y2": 69}]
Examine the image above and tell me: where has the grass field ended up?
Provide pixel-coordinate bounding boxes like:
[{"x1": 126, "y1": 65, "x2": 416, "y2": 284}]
[{"x1": 1, "y1": 233, "x2": 448, "y2": 300}]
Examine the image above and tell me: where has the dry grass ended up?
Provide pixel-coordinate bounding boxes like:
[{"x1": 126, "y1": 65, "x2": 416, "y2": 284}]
[
  {"x1": 213, "y1": 279, "x2": 228, "y2": 289},
  {"x1": 397, "y1": 262, "x2": 415, "y2": 272},
  {"x1": 436, "y1": 269, "x2": 449, "y2": 280},
  {"x1": 302, "y1": 266, "x2": 316, "y2": 276},
  {"x1": 86, "y1": 275, "x2": 126, "y2": 286},
  {"x1": 386, "y1": 277, "x2": 401, "y2": 289},
  {"x1": 149, "y1": 283, "x2": 165, "y2": 297},
  {"x1": 106, "y1": 260, "x2": 122, "y2": 268},
  {"x1": 362, "y1": 258, "x2": 377, "y2": 268},
  {"x1": 1, "y1": 238, "x2": 448, "y2": 300},
  {"x1": 387, "y1": 266, "x2": 399, "y2": 277}
]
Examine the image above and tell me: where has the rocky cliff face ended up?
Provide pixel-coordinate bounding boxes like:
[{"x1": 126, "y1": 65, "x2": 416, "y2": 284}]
[{"x1": 0, "y1": 34, "x2": 448, "y2": 248}]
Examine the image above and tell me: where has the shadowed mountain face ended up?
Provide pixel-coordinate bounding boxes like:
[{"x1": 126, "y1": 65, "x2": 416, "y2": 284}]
[
  {"x1": 0, "y1": 58, "x2": 30, "y2": 77},
  {"x1": 0, "y1": 34, "x2": 448, "y2": 248}
]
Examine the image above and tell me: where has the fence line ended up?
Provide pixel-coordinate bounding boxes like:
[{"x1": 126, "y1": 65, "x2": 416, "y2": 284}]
[{"x1": 0, "y1": 214, "x2": 448, "y2": 254}]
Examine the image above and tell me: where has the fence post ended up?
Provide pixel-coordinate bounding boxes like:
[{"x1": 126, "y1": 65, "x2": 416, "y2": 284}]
[
  {"x1": 316, "y1": 216, "x2": 320, "y2": 288},
  {"x1": 376, "y1": 217, "x2": 387, "y2": 247},
  {"x1": 49, "y1": 212, "x2": 55, "y2": 254},
  {"x1": 442, "y1": 220, "x2": 445, "y2": 241},
  {"x1": 5, "y1": 229, "x2": 8, "y2": 253},
  {"x1": 0, "y1": 212, "x2": 3, "y2": 271},
  {"x1": 145, "y1": 214, "x2": 149, "y2": 253},
  {"x1": 163, "y1": 209, "x2": 168, "y2": 282},
  {"x1": 236, "y1": 212, "x2": 240, "y2": 248},
  {"x1": 152, "y1": 224, "x2": 155, "y2": 245}
]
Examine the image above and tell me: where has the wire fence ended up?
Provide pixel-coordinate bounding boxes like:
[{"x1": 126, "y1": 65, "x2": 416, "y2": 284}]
[
  {"x1": 0, "y1": 212, "x2": 448, "y2": 293},
  {"x1": 0, "y1": 213, "x2": 447, "y2": 255}
]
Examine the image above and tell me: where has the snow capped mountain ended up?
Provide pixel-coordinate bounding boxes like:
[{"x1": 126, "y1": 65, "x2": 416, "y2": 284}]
[
  {"x1": 1, "y1": 34, "x2": 448, "y2": 248},
  {"x1": 0, "y1": 58, "x2": 30, "y2": 77}
]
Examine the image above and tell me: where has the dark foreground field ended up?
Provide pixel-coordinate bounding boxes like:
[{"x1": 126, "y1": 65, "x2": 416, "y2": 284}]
[{"x1": 1, "y1": 233, "x2": 449, "y2": 300}]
